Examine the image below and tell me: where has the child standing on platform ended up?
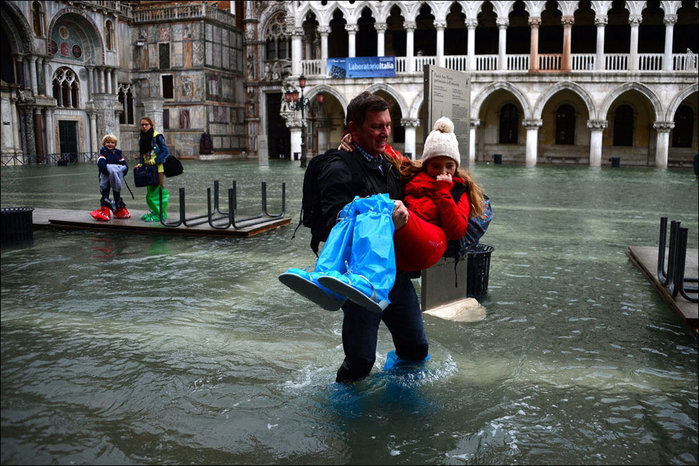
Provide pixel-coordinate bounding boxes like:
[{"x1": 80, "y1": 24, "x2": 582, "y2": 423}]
[{"x1": 90, "y1": 134, "x2": 130, "y2": 221}]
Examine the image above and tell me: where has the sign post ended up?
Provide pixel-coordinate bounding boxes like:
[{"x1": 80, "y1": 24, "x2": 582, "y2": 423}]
[
  {"x1": 423, "y1": 65, "x2": 471, "y2": 168},
  {"x1": 421, "y1": 65, "x2": 474, "y2": 315}
]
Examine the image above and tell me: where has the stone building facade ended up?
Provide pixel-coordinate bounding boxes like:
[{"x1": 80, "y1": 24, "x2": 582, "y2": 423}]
[
  {"x1": 0, "y1": 0, "x2": 245, "y2": 164},
  {"x1": 1, "y1": 1, "x2": 697, "y2": 168},
  {"x1": 245, "y1": 0, "x2": 698, "y2": 168}
]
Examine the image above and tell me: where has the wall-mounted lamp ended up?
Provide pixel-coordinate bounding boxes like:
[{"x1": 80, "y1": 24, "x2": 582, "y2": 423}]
[{"x1": 284, "y1": 75, "x2": 324, "y2": 168}]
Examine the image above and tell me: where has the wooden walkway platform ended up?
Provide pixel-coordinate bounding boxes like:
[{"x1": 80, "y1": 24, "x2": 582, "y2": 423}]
[
  {"x1": 31, "y1": 208, "x2": 290, "y2": 238},
  {"x1": 628, "y1": 245, "x2": 698, "y2": 338}
]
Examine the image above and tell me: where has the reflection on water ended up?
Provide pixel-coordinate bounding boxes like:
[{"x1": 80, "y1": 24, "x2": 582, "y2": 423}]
[{"x1": 1, "y1": 161, "x2": 697, "y2": 464}]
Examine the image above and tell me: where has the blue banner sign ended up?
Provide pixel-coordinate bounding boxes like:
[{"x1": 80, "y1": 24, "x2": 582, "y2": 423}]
[{"x1": 327, "y1": 56, "x2": 396, "y2": 79}]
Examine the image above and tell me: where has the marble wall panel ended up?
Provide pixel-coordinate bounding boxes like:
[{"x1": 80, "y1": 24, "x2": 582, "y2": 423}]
[
  {"x1": 172, "y1": 42, "x2": 183, "y2": 68},
  {"x1": 193, "y1": 42, "x2": 205, "y2": 66},
  {"x1": 184, "y1": 42, "x2": 192, "y2": 68},
  {"x1": 213, "y1": 43, "x2": 221, "y2": 68}
]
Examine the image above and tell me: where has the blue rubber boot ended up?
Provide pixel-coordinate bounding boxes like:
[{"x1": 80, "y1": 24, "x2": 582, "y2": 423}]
[{"x1": 318, "y1": 194, "x2": 396, "y2": 313}]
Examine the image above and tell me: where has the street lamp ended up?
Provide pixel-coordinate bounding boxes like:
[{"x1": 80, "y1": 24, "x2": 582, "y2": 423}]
[{"x1": 284, "y1": 75, "x2": 323, "y2": 168}]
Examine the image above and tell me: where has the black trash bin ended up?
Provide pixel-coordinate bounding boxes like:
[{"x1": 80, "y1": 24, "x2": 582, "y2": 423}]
[
  {"x1": 293, "y1": 152, "x2": 299, "y2": 161},
  {"x1": 467, "y1": 244, "x2": 494, "y2": 298},
  {"x1": 1, "y1": 207, "x2": 35, "y2": 244},
  {"x1": 610, "y1": 157, "x2": 620, "y2": 167},
  {"x1": 493, "y1": 154, "x2": 502, "y2": 165}
]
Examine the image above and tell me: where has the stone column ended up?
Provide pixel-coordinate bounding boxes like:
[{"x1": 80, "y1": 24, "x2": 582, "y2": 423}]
[
  {"x1": 14, "y1": 55, "x2": 24, "y2": 89},
  {"x1": 23, "y1": 58, "x2": 31, "y2": 90},
  {"x1": 317, "y1": 121, "x2": 329, "y2": 154},
  {"x1": 528, "y1": 17, "x2": 541, "y2": 72},
  {"x1": 141, "y1": 96, "x2": 164, "y2": 133},
  {"x1": 291, "y1": 28, "x2": 303, "y2": 76},
  {"x1": 401, "y1": 118, "x2": 419, "y2": 159},
  {"x1": 561, "y1": 16, "x2": 574, "y2": 71},
  {"x1": 653, "y1": 121, "x2": 674, "y2": 168},
  {"x1": 100, "y1": 67, "x2": 106, "y2": 93},
  {"x1": 586, "y1": 119, "x2": 607, "y2": 167},
  {"x1": 93, "y1": 94, "x2": 119, "y2": 142},
  {"x1": 24, "y1": 109, "x2": 36, "y2": 161},
  {"x1": 11, "y1": 96, "x2": 22, "y2": 158},
  {"x1": 112, "y1": 68, "x2": 118, "y2": 95},
  {"x1": 30, "y1": 56, "x2": 39, "y2": 93},
  {"x1": 405, "y1": 21, "x2": 415, "y2": 73},
  {"x1": 469, "y1": 119, "x2": 481, "y2": 164},
  {"x1": 85, "y1": 66, "x2": 92, "y2": 96},
  {"x1": 33, "y1": 108, "x2": 44, "y2": 162},
  {"x1": 376, "y1": 23, "x2": 386, "y2": 56},
  {"x1": 629, "y1": 14, "x2": 641, "y2": 71},
  {"x1": 45, "y1": 108, "x2": 55, "y2": 155},
  {"x1": 497, "y1": 18, "x2": 508, "y2": 70},
  {"x1": 435, "y1": 20, "x2": 446, "y2": 67},
  {"x1": 467, "y1": 19, "x2": 477, "y2": 70},
  {"x1": 346, "y1": 24, "x2": 357, "y2": 58},
  {"x1": 1, "y1": 93, "x2": 17, "y2": 158},
  {"x1": 663, "y1": 14, "x2": 677, "y2": 71},
  {"x1": 89, "y1": 112, "x2": 98, "y2": 154},
  {"x1": 106, "y1": 68, "x2": 112, "y2": 94},
  {"x1": 595, "y1": 15, "x2": 607, "y2": 70},
  {"x1": 319, "y1": 26, "x2": 329, "y2": 75},
  {"x1": 287, "y1": 120, "x2": 302, "y2": 163},
  {"x1": 39, "y1": 58, "x2": 47, "y2": 95},
  {"x1": 523, "y1": 118, "x2": 542, "y2": 167}
]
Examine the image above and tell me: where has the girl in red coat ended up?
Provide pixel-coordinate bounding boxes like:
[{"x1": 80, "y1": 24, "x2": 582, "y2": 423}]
[{"x1": 392, "y1": 116, "x2": 485, "y2": 271}]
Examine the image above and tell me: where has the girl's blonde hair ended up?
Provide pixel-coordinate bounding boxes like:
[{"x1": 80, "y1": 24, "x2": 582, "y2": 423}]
[
  {"x1": 391, "y1": 157, "x2": 485, "y2": 218},
  {"x1": 102, "y1": 134, "x2": 117, "y2": 145}
]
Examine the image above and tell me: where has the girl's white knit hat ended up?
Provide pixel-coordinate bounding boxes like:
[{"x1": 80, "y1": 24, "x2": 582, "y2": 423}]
[{"x1": 421, "y1": 117, "x2": 459, "y2": 167}]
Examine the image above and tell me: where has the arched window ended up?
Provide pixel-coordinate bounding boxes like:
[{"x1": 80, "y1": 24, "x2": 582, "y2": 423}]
[
  {"x1": 52, "y1": 67, "x2": 80, "y2": 108},
  {"x1": 71, "y1": 82, "x2": 79, "y2": 108},
  {"x1": 118, "y1": 85, "x2": 135, "y2": 125},
  {"x1": 265, "y1": 14, "x2": 290, "y2": 60},
  {"x1": 105, "y1": 20, "x2": 113, "y2": 50},
  {"x1": 555, "y1": 104, "x2": 576, "y2": 145},
  {"x1": 499, "y1": 103, "x2": 519, "y2": 144},
  {"x1": 613, "y1": 104, "x2": 634, "y2": 146},
  {"x1": 126, "y1": 89, "x2": 134, "y2": 124},
  {"x1": 118, "y1": 89, "x2": 125, "y2": 124},
  {"x1": 32, "y1": 2, "x2": 43, "y2": 36},
  {"x1": 672, "y1": 104, "x2": 694, "y2": 148}
]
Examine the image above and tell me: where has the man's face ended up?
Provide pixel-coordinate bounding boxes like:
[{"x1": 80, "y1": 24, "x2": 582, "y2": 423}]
[{"x1": 349, "y1": 109, "x2": 391, "y2": 156}]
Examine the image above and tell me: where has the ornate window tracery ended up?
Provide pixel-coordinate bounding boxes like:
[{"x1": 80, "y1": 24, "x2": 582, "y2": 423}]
[
  {"x1": 265, "y1": 13, "x2": 290, "y2": 61},
  {"x1": 52, "y1": 67, "x2": 80, "y2": 108}
]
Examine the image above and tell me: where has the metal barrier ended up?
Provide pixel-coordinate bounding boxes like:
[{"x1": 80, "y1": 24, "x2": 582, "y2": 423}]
[
  {"x1": 657, "y1": 217, "x2": 698, "y2": 303},
  {"x1": 2, "y1": 151, "x2": 143, "y2": 167},
  {"x1": 154, "y1": 180, "x2": 286, "y2": 230}
]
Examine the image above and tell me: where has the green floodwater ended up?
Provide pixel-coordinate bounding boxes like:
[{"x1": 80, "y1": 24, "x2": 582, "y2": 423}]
[{"x1": 1, "y1": 160, "x2": 697, "y2": 464}]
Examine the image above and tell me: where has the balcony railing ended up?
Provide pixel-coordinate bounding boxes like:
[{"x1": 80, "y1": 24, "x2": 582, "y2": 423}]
[
  {"x1": 132, "y1": 4, "x2": 232, "y2": 24},
  {"x1": 302, "y1": 60, "x2": 323, "y2": 77},
  {"x1": 476, "y1": 55, "x2": 498, "y2": 71},
  {"x1": 639, "y1": 53, "x2": 663, "y2": 71},
  {"x1": 415, "y1": 56, "x2": 436, "y2": 73},
  {"x1": 673, "y1": 53, "x2": 697, "y2": 71},
  {"x1": 538, "y1": 54, "x2": 562, "y2": 71},
  {"x1": 605, "y1": 53, "x2": 629, "y2": 71},
  {"x1": 301, "y1": 52, "x2": 697, "y2": 77},
  {"x1": 571, "y1": 53, "x2": 595, "y2": 70}
]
